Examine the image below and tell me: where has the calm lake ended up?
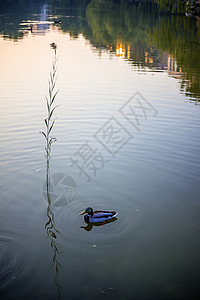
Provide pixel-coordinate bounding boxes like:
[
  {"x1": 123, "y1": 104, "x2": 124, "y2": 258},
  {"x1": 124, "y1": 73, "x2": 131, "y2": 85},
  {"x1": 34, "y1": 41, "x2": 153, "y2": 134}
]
[{"x1": 0, "y1": 0, "x2": 200, "y2": 299}]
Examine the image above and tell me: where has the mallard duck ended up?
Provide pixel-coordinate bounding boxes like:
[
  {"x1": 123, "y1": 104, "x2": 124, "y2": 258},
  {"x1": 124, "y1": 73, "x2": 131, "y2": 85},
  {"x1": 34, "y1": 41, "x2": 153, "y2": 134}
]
[
  {"x1": 54, "y1": 20, "x2": 62, "y2": 24},
  {"x1": 80, "y1": 207, "x2": 118, "y2": 223}
]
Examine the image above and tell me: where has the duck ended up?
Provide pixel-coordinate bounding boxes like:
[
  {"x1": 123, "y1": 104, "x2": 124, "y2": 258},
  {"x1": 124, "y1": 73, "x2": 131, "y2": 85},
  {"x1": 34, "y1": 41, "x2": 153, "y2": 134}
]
[
  {"x1": 80, "y1": 207, "x2": 118, "y2": 223},
  {"x1": 54, "y1": 20, "x2": 62, "y2": 24}
]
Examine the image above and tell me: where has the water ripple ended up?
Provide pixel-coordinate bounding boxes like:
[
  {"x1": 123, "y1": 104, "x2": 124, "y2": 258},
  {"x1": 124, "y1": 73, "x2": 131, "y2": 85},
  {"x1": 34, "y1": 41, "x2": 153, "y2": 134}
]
[
  {"x1": 0, "y1": 234, "x2": 25, "y2": 291},
  {"x1": 0, "y1": 227, "x2": 43, "y2": 298},
  {"x1": 57, "y1": 197, "x2": 139, "y2": 251}
]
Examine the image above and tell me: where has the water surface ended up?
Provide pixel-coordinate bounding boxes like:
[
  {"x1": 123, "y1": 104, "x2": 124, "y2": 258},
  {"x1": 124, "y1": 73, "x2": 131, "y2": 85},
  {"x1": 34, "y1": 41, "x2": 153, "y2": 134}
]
[{"x1": 0, "y1": 1, "x2": 200, "y2": 299}]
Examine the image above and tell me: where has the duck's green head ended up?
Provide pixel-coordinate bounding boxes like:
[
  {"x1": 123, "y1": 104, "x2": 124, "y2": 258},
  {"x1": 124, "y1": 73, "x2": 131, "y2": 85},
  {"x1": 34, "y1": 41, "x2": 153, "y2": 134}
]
[{"x1": 80, "y1": 207, "x2": 93, "y2": 216}]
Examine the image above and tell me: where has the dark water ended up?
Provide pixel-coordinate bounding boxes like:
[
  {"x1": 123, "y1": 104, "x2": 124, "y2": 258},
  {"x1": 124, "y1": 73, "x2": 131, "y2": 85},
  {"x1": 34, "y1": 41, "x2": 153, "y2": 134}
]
[{"x1": 0, "y1": 1, "x2": 200, "y2": 299}]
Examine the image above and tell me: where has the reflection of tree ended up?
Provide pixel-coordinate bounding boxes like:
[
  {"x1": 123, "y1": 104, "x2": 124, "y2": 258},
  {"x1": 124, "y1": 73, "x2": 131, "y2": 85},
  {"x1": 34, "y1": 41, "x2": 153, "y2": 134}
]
[
  {"x1": 154, "y1": 0, "x2": 187, "y2": 14},
  {"x1": 86, "y1": 0, "x2": 157, "y2": 47},
  {"x1": 49, "y1": 0, "x2": 92, "y2": 38},
  {"x1": 155, "y1": 0, "x2": 200, "y2": 15},
  {"x1": 149, "y1": 15, "x2": 200, "y2": 100},
  {"x1": 1, "y1": 0, "x2": 200, "y2": 101},
  {"x1": 85, "y1": 0, "x2": 162, "y2": 67},
  {"x1": 0, "y1": 0, "x2": 47, "y2": 41},
  {"x1": 86, "y1": 0, "x2": 200, "y2": 100}
]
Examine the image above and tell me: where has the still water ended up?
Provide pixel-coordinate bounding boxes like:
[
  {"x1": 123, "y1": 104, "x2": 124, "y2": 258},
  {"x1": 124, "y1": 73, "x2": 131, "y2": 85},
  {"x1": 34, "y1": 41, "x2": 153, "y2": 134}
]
[{"x1": 0, "y1": 1, "x2": 200, "y2": 299}]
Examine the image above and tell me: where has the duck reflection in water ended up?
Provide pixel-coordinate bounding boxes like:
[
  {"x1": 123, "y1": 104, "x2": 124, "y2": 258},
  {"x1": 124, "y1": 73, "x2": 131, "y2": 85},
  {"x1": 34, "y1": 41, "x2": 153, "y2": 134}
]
[{"x1": 80, "y1": 207, "x2": 118, "y2": 231}]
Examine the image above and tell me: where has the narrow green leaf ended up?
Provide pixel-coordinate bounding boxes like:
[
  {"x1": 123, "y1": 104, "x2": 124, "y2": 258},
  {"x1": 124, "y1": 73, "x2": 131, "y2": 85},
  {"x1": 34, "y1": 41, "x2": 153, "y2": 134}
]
[
  {"x1": 45, "y1": 118, "x2": 48, "y2": 127},
  {"x1": 50, "y1": 90, "x2": 59, "y2": 106},
  {"x1": 51, "y1": 81, "x2": 56, "y2": 93},
  {"x1": 40, "y1": 131, "x2": 47, "y2": 139},
  {"x1": 49, "y1": 138, "x2": 57, "y2": 146},
  {"x1": 50, "y1": 71, "x2": 53, "y2": 86},
  {"x1": 49, "y1": 105, "x2": 59, "y2": 120},
  {"x1": 49, "y1": 120, "x2": 55, "y2": 134},
  {"x1": 45, "y1": 96, "x2": 50, "y2": 113}
]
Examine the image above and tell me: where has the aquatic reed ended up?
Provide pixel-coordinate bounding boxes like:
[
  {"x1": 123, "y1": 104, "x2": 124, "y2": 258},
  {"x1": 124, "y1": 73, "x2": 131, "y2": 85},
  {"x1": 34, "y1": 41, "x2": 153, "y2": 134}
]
[
  {"x1": 41, "y1": 42, "x2": 59, "y2": 166},
  {"x1": 41, "y1": 42, "x2": 62, "y2": 299}
]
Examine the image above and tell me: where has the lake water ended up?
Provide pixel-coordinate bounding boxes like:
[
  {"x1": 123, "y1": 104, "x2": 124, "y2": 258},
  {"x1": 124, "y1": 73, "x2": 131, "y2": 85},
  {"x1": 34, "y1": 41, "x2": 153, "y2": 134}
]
[{"x1": 0, "y1": 1, "x2": 200, "y2": 299}]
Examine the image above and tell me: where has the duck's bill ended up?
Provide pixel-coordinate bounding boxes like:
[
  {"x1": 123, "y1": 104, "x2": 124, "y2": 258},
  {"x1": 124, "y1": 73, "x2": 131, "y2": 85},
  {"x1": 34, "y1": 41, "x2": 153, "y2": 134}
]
[{"x1": 80, "y1": 210, "x2": 86, "y2": 215}]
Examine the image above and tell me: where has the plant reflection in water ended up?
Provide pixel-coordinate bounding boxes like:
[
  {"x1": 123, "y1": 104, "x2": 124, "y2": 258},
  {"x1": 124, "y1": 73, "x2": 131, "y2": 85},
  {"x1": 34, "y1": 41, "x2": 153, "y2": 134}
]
[
  {"x1": 45, "y1": 168, "x2": 62, "y2": 299},
  {"x1": 41, "y1": 43, "x2": 62, "y2": 299}
]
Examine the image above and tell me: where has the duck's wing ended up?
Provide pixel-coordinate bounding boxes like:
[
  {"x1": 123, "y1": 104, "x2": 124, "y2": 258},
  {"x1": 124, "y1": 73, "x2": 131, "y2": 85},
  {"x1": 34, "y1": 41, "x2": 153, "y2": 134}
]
[
  {"x1": 92, "y1": 210, "x2": 118, "y2": 222},
  {"x1": 94, "y1": 210, "x2": 117, "y2": 216}
]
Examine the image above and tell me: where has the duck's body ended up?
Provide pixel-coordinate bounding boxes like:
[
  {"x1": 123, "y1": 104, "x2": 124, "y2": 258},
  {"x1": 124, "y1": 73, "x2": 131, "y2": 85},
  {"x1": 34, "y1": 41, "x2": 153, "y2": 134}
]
[{"x1": 81, "y1": 207, "x2": 118, "y2": 223}]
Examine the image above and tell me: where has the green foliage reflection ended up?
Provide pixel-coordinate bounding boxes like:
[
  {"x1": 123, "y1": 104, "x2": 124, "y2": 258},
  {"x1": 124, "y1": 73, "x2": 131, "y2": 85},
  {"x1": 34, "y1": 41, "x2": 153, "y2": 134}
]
[
  {"x1": 0, "y1": 0, "x2": 200, "y2": 100},
  {"x1": 150, "y1": 15, "x2": 200, "y2": 100},
  {"x1": 85, "y1": 0, "x2": 200, "y2": 100},
  {"x1": 155, "y1": 0, "x2": 200, "y2": 15}
]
